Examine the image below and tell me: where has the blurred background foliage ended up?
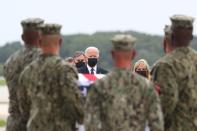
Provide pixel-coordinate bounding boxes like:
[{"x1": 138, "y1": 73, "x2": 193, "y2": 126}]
[{"x1": 0, "y1": 31, "x2": 196, "y2": 75}]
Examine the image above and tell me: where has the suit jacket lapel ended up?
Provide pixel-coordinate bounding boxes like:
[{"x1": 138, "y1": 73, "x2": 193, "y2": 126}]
[{"x1": 97, "y1": 67, "x2": 101, "y2": 74}]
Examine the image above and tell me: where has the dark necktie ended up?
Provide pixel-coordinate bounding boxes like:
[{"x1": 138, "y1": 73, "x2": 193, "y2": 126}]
[{"x1": 91, "y1": 68, "x2": 94, "y2": 74}]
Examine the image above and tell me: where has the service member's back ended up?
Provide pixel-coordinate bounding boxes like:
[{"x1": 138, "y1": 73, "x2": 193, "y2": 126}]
[
  {"x1": 85, "y1": 34, "x2": 164, "y2": 131},
  {"x1": 3, "y1": 18, "x2": 44, "y2": 131},
  {"x1": 19, "y1": 24, "x2": 84, "y2": 131},
  {"x1": 151, "y1": 15, "x2": 197, "y2": 130}
]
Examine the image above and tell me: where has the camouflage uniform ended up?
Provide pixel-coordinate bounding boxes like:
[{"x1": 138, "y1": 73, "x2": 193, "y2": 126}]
[
  {"x1": 151, "y1": 15, "x2": 197, "y2": 130},
  {"x1": 18, "y1": 24, "x2": 84, "y2": 131},
  {"x1": 85, "y1": 34, "x2": 164, "y2": 131},
  {"x1": 3, "y1": 18, "x2": 44, "y2": 131}
]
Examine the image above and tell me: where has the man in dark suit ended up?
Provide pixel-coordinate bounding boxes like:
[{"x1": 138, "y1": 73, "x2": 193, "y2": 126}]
[
  {"x1": 78, "y1": 46, "x2": 108, "y2": 74},
  {"x1": 73, "y1": 51, "x2": 86, "y2": 69}
]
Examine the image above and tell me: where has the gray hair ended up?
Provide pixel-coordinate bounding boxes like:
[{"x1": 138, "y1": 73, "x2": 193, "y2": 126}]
[
  {"x1": 85, "y1": 46, "x2": 100, "y2": 57},
  {"x1": 73, "y1": 51, "x2": 85, "y2": 58}
]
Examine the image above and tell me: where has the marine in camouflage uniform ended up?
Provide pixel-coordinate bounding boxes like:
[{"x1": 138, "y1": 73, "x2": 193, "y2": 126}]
[
  {"x1": 85, "y1": 34, "x2": 164, "y2": 131},
  {"x1": 18, "y1": 24, "x2": 84, "y2": 131},
  {"x1": 3, "y1": 18, "x2": 44, "y2": 131},
  {"x1": 151, "y1": 15, "x2": 197, "y2": 130}
]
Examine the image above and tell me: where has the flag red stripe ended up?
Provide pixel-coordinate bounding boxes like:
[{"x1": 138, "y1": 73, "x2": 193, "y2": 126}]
[{"x1": 83, "y1": 74, "x2": 98, "y2": 81}]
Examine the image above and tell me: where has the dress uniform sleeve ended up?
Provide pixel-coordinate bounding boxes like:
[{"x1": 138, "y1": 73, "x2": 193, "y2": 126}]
[
  {"x1": 152, "y1": 63, "x2": 178, "y2": 117},
  {"x1": 60, "y1": 65, "x2": 84, "y2": 124},
  {"x1": 85, "y1": 80, "x2": 104, "y2": 131},
  {"x1": 146, "y1": 82, "x2": 164, "y2": 131}
]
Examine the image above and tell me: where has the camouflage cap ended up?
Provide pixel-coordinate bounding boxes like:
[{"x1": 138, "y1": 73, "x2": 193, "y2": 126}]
[
  {"x1": 170, "y1": 14, "x2": 195, "y2": 28},
  {"x1": 164, "y1": 25, "x2": 172, "y2": 39},
  {"x1": 21, "y1": 18, "x2": 44, "y2": 31},
  {"x1": 40, "y1": 23, "x2": 62, "y2": 35},
  {"x1": 111, "y1": 34, "x2": 136, "y2": 50}
]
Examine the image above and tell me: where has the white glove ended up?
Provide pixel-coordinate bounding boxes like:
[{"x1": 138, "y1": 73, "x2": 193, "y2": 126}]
[{"x1": 77, "y1": 124, "x2": 85, "y2": 131}]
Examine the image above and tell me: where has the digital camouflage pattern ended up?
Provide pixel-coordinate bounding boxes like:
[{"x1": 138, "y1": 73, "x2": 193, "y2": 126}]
[
  {"x1": 3, "y1": 46, "x2": 41, "y2": 131},
  {"x1": 170, "y1": 15, "x2": 194, "y2": 29},
  {"x1": 151, "y1": 47, "x2": 197, "y2": 131},
  {"x1": 18, "y1": 54, "x2": 84, "y2": 131},
  {"x1": 40, "y1": 23, "x2": 62, "y2": 35},
  {"x1": 111, "y1": 34, "x2": 136, "y2": 50},
  {"x1": 85, "y1": 68, "x2": 164, "y2": 131},
  {"x1": 21, "y1": 18, "x2": 44, "y2": 31}
]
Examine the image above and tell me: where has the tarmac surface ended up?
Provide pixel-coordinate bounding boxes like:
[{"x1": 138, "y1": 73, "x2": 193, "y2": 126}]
[{"x1": 0, "y1": 86, "x2": 8, "y2": 131}]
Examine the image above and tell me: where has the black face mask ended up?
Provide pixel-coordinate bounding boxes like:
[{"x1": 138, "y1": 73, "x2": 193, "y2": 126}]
[
  {"x1": 88, "y1": 58, "x2": 98, "y2": 67},
  {"x1": 136, "y1": 71, "x2": 148, "y2": 78},
  {"x1": 75, "y1": 61, "x2": 85, "y2": 68}
]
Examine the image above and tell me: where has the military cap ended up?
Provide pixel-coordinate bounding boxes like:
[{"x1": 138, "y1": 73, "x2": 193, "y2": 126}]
[
  {"x1": 170, "y1": 14, "x2": 195, "y2": 29},
  {"x1": 21, "y1": 18, "x2": 44, "y2": 31},
  {"x1": 111, "y1": 34, "x2": 136, "y2": 50},
  {"x1": 164, "y1": 25, "x2": 172, "y2": 39},
  {"x1": 40, "y1": 23, "x2": 62, "y2": 35}
]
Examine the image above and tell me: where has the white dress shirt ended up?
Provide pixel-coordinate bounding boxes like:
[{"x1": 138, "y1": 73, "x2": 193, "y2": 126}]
[{"x1": 87, "y1": 64, "x2": 97, "y2": 74}]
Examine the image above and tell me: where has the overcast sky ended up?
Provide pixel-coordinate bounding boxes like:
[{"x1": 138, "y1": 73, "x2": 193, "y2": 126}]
[{"x1": 0, "y1": 0, "x2": 196, "y2": 46}]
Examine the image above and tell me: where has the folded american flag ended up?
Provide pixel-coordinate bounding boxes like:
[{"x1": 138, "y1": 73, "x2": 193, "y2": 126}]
[{"x1": 78, "y1": 73, "x2": 105, "y2": 97}]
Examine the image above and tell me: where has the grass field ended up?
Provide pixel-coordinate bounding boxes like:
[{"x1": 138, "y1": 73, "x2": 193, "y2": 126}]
[
  {"x1": 0, "y1": 79, "x2": 6, "y2": 86},
  {"x1": 0, "y1": 119, "x2": 6, "y2": 127}
]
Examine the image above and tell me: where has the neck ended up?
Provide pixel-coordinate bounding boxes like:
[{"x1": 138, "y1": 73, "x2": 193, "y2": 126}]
[
  {"x1": 166, "y1": 47, "x2": 174, "y2": 54},
  {"x1": 40, "y1": 42, "x2": 59, "y2": 56},
  {"x1": 166, "y1": 45, "x2": 189, "y2": 54},
  {"x1": 25, "y1": 41, "x2": 40, "y2": 47},
  {"x1": 43, "y1": 51, "x2": 58, "y2": 55},
  {"x1": 114, "y1": 61, "x2": 132, "y2": 70},
  {"x1": 42, "y1": 47, "x2": 59, "y2": 55}
]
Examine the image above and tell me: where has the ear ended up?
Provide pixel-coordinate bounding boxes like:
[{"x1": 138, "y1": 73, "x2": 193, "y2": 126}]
[
  {"x1": 21, "y1": 34, "x2": 25, "y2": 41},
  {"x1": 59, "y1": 37, "x2": 62, "y2": 46},
  {"x1": 38, "y1": 39, "x2": 42, "y2": 47},
  {"x1": 191, "y1": 35, "x2": 194, "y2": 40},
  {"x1": 84, "y1": 55, "x2": 88, "y2": 62},
  {"x1": 163, "y1": 38, "x2": 167, "y2": 53},
  {"x1": 171, "y1": 34, "x2": 175, "y2": 46},
  {"x1": 111, "y1": 50, "x2": 115, "y2": 59},
  {"x1": 131, "y1": 49, "x2": 136, "y2": 60},
  {"x1": 95, "y1": 53, "x2": 99, "y2": 61},
  {"x1": 38, "y1": 34, "x2": 42, "y2": 45},
  {"x1": 38, "y1": 33, "x2": 42, "y2": 39}
]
